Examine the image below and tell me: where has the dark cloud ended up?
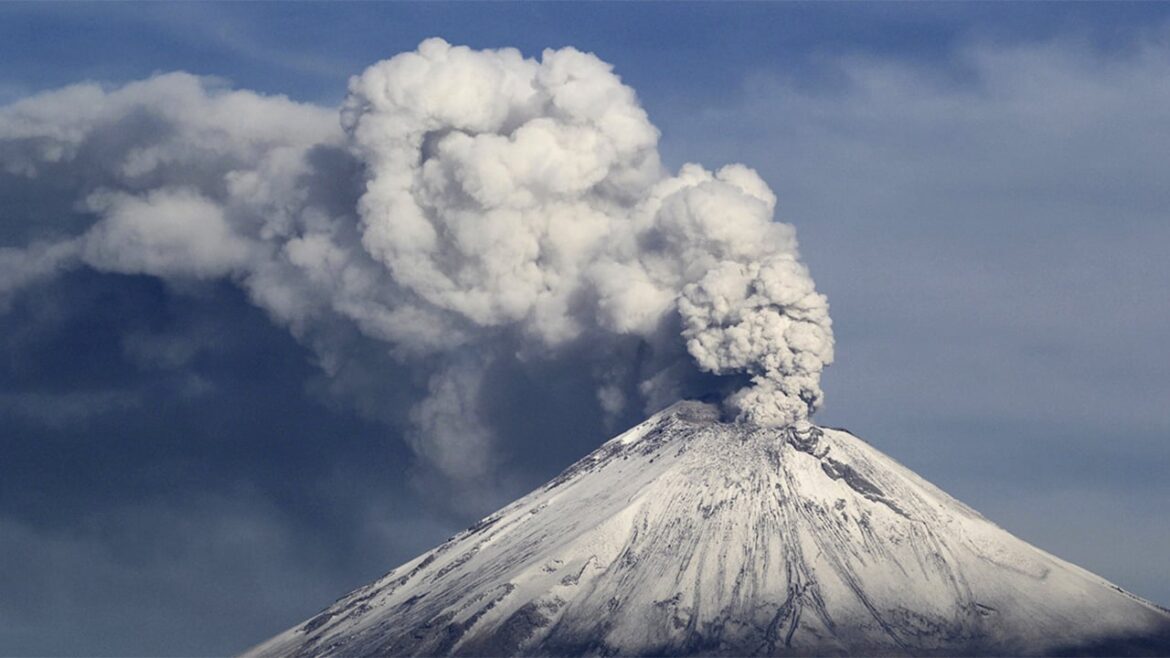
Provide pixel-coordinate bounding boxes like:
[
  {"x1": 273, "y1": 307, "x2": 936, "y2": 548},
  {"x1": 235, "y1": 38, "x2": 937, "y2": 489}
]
[{"x1": 0, "y1": 271, "x2": 457, "y2": 654}]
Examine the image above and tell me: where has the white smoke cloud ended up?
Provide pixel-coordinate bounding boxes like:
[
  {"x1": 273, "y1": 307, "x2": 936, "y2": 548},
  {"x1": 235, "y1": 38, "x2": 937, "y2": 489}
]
[
  {"x1": 81, "y1": 188, "x2": 254, "y2": 279},
  {"x1": 0, "y1": 240, "x2": 78, "y2": 311},
  {"x1": 0, "y1": 39, "x2": 833, "y2": 479}
]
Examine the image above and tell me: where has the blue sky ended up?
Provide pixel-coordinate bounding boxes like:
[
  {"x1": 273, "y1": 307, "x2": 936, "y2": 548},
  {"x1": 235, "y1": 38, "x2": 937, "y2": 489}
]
[{"x1": 1, "y1": 3, "x2": 1169, "y2": 655}]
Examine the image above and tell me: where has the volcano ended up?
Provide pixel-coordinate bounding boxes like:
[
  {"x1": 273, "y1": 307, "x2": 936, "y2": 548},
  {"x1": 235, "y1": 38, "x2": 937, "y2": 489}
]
[{"x1": 243, "y1": 401, "x2": 1170, "y2": 656}]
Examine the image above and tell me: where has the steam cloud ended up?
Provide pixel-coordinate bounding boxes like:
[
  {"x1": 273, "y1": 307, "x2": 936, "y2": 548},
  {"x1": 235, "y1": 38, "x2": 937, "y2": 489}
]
[{"x1": 0, "y1": 39, "x2": 833, "y2": 478}]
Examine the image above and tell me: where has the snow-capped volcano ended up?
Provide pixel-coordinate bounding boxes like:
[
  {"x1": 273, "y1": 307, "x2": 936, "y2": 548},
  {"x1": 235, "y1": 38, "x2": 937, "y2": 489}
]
[{"x1": 243, "y1": 401, "x2": 1170, "y2": 656}]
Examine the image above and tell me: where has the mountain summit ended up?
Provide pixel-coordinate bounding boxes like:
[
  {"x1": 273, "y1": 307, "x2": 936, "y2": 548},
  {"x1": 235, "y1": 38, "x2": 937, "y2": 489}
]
[{"x1": 243, "y1": 401, "x2": 1170, "y2": 656}]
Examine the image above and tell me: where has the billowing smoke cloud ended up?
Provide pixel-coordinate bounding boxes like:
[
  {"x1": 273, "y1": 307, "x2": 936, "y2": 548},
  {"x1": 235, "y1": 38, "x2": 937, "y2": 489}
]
[{"x1": 0, "y1": 39, "x2": 833, "y2": 480}]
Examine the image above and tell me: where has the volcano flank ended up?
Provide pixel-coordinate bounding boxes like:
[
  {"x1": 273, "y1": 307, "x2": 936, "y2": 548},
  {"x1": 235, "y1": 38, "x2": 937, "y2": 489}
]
[{"x1": 243, "y1": 402, "x2": 1170, "y2": 657}]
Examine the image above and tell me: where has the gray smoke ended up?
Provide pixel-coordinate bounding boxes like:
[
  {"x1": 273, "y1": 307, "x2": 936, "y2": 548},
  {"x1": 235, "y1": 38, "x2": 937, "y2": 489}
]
[{"x1": 0, "y1": 39, "x2": 833, "y2": 479}]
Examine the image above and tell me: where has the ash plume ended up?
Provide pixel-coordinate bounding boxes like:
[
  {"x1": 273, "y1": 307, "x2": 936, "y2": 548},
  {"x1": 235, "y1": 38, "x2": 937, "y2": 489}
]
[{"x1": 0, "y1": 39, "x2": 833, "y2": 480}]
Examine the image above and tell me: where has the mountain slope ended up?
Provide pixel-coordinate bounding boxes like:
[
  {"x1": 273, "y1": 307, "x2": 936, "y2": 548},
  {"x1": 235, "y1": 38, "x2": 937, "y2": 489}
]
[{"x1": 243, "y1": 401, "x2": 1170, "y2": 656}]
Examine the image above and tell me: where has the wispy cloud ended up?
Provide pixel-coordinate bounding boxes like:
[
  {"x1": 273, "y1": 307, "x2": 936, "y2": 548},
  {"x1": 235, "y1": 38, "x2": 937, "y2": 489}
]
[{"x1": 0, "y1": 389, "x2": 141, "y2": 429}]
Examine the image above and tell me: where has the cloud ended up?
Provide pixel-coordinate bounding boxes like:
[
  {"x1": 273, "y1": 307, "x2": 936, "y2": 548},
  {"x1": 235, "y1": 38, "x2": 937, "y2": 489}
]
[
  {"x1": 344, "y1": 40, "x2": 834, "y2": 429},
  {"x1": 0, "y1": 240, "x2": 78, "y2": 310},
  {"x1": 81, "y1": 188, "x2": 253, "y2": 278},
  {"x1": 0, "y1": 270, "x2": 458, "y2": 653},
  {"x1": 0, "y1": 494, "x2": 416, "y2": 656},
  {"x1": 0, "y1": 389, "x2": 140, "y2": 429},
  {"x1": 0, "y1": 38, "x2": 835, "y2": 485}
]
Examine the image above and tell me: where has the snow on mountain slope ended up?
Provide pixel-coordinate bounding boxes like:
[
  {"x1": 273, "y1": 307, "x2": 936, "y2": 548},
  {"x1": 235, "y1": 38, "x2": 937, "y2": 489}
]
[{"x1": 242, "y1": 401, "x2": 1170, "y2": 657}]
